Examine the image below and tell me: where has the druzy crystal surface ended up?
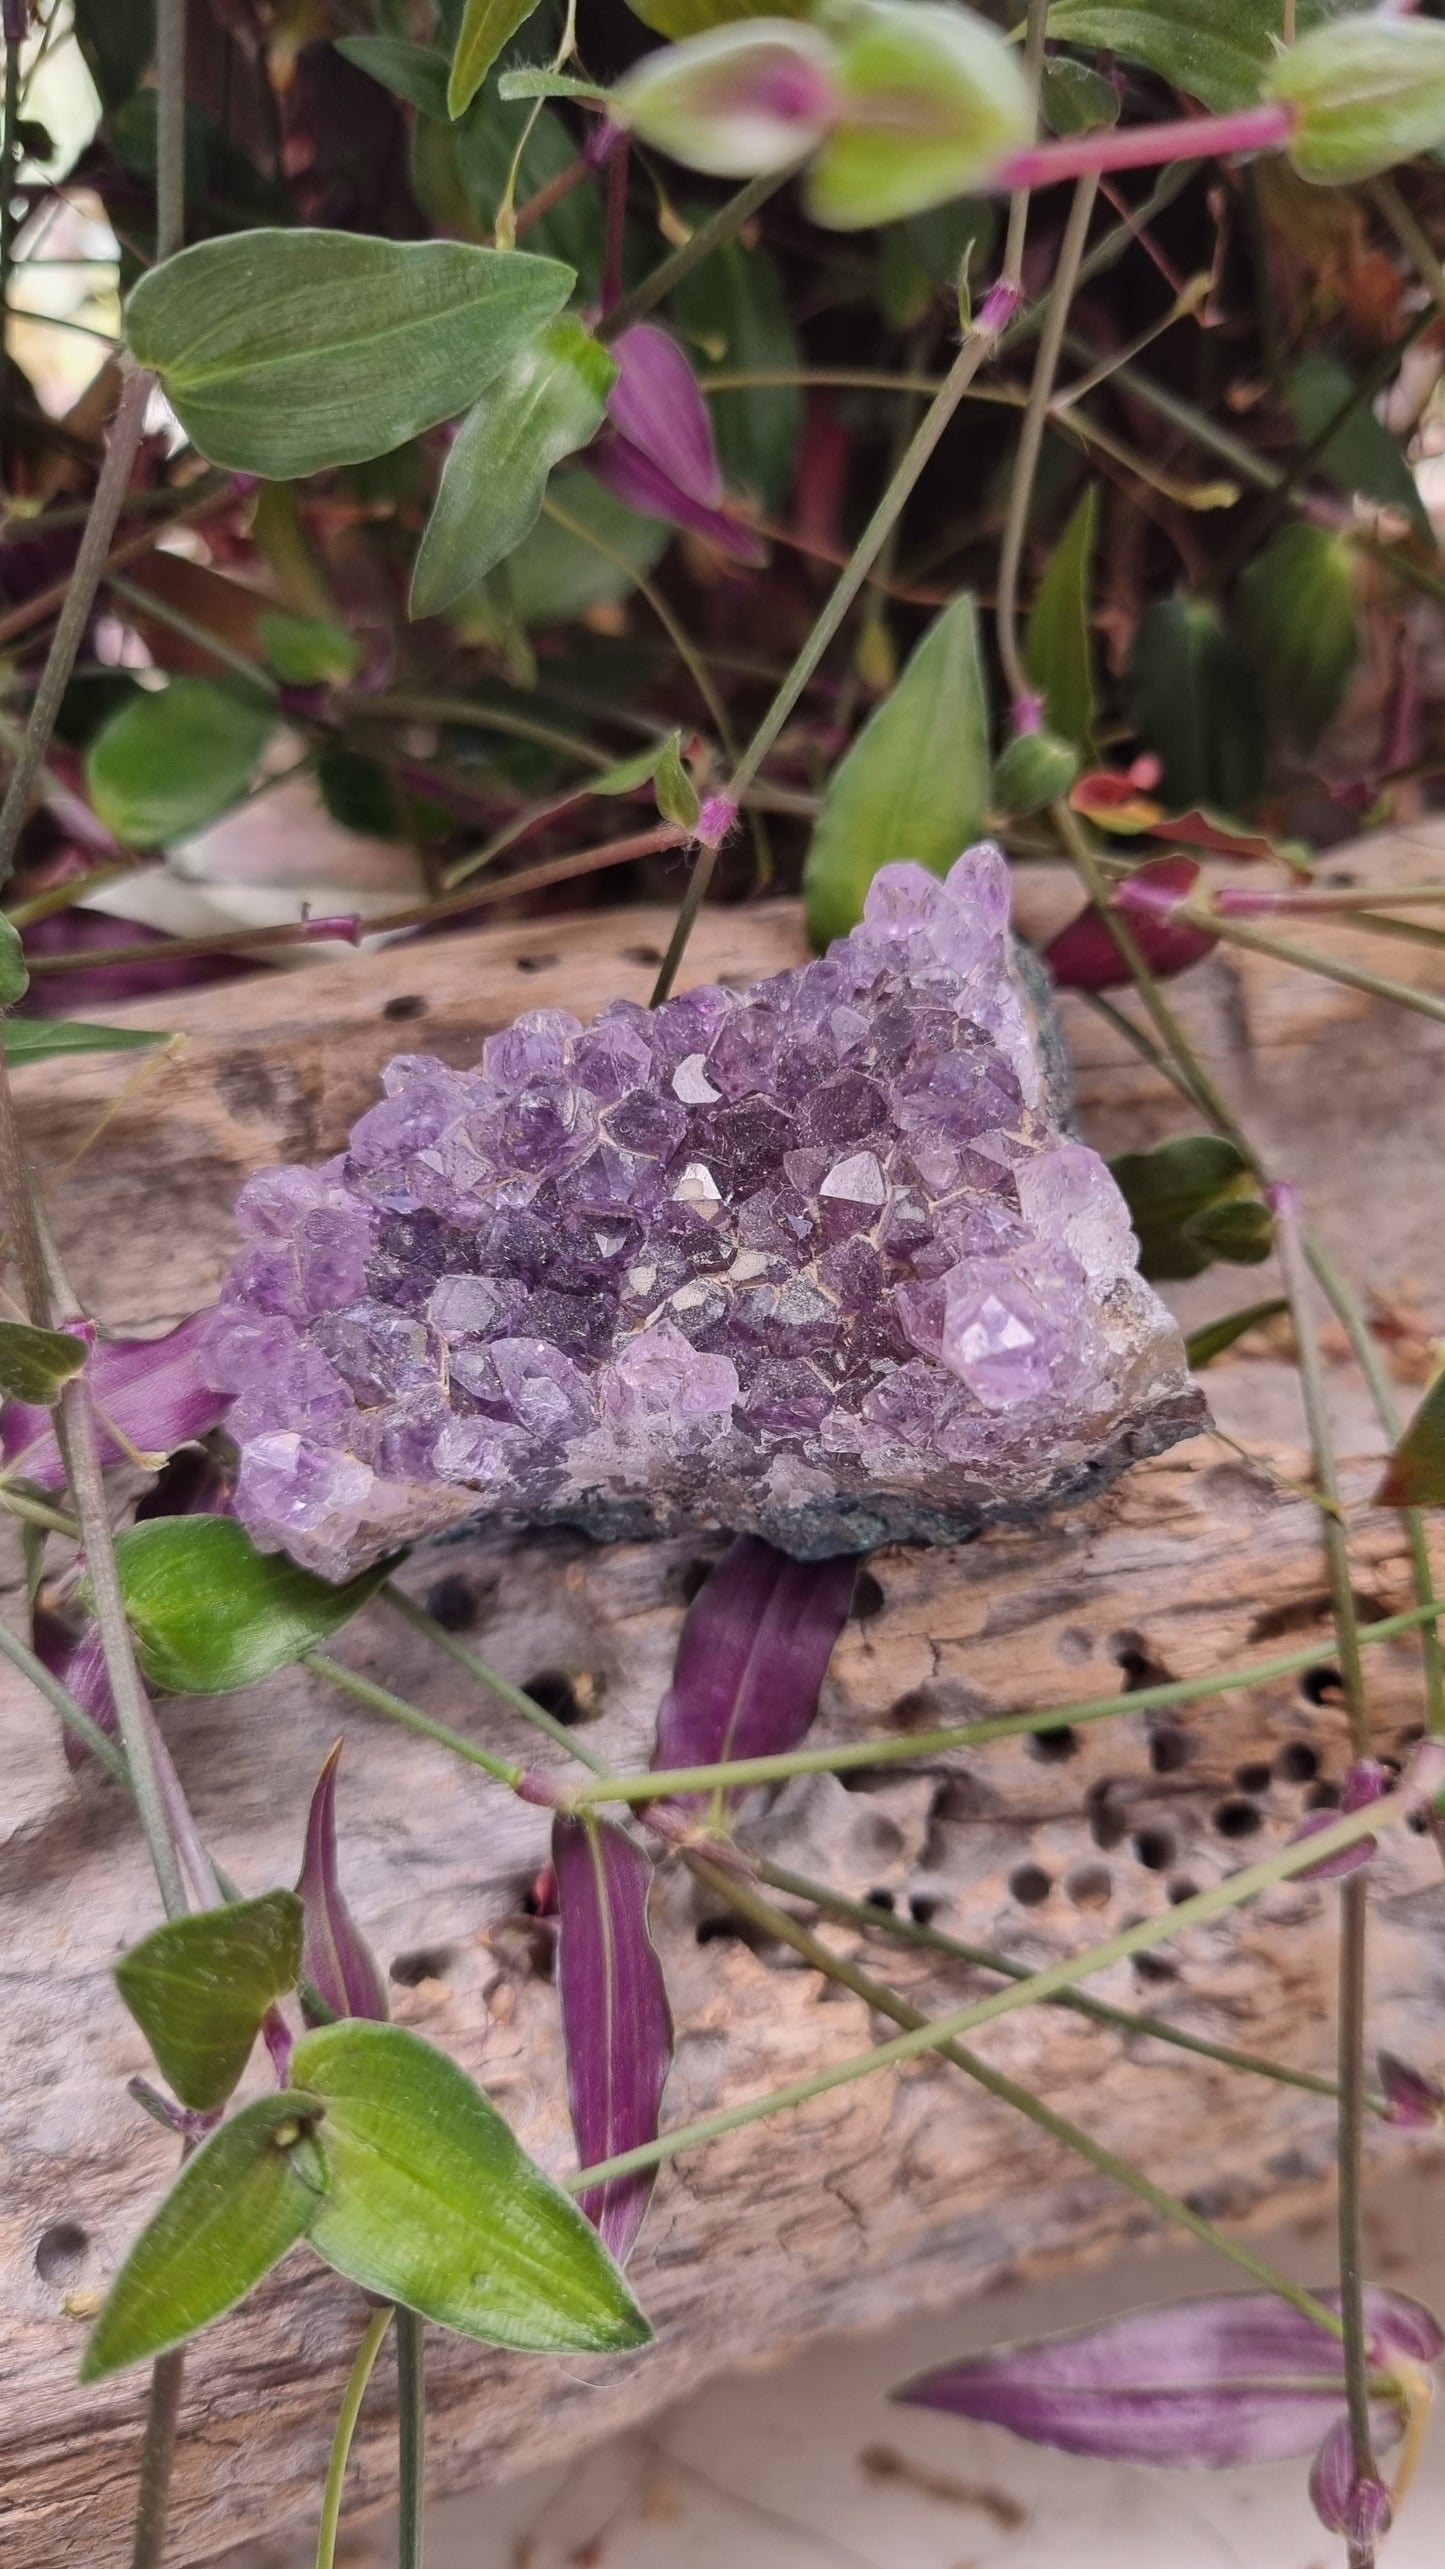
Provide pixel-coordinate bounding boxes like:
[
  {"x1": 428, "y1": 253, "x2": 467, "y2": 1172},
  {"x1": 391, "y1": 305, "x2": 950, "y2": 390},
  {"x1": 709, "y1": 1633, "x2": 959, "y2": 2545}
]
[{"x1": 202, "y1": 847, "x2": 1205, "y2": 1577}]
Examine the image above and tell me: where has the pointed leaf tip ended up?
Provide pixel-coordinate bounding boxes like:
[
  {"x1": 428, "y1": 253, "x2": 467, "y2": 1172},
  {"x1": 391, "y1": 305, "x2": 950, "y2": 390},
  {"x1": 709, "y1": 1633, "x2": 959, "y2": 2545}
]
[
  {"x1": 292, "y1": 2021, "x2": 652, "y2": 2352},
  {"x1": 554, "y1": 1814, "x2": 673, "y2": 2263},
  {"x1": 895, "y1": 2288, "x2": 1441, "y2": 2470},
  {"x1": 653, "y1": 1535, "x2": 856, "y2": 1805},
  {"x1": 80, "y1": 2091, "x2": 325, "y2": 2380},
  {"x1": 297, "y1": 1742, "x2": 389, "y2": 2026}
]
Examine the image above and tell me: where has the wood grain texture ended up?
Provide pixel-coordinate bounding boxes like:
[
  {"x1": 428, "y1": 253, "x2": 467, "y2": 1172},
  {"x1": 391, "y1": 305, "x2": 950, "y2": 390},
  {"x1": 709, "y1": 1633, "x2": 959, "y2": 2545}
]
[{"x1": 5, "y1": 828, "x2": 1445, "y2": 2568}]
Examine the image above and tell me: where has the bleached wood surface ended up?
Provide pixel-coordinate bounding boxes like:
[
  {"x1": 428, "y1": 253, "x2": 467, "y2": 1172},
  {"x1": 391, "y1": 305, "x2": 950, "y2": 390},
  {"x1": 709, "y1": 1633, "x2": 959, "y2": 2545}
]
[{"x1": 5, "y1": 826, "x2": 1445, "y2": 2568}]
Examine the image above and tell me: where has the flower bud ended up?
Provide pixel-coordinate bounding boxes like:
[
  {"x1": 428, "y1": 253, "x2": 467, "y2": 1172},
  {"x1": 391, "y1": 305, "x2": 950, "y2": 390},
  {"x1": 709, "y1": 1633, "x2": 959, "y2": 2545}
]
[
  {"x1": 1308, "y1": 2416, "x2": 1393, "y2": 2544},
  {"x1": 614, "y1": 21, "x2": 844, "y2": 179},
  {"x1": 296, "y1": 1742, "x2": 389, "y2": 2025},
  {"x1": 1268, "y1": 17, "x2": 1445, "y2": 186},
  {"x1": 1378, "y1": 2050, "x2": 1445, "y2": 2130},
  {"x1": 993, "y1": 728, "x2": 1080, "y2": 817},
  {"x1": 806, "y1": 1, "x2": 1034, "y2": 230}
]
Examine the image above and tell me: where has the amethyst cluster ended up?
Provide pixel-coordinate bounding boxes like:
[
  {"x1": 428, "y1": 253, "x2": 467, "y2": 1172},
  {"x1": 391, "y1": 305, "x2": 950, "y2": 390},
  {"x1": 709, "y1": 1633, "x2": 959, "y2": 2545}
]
[{"x1": 202, "y1": 847, "x2": 1205, "y2": 1578}]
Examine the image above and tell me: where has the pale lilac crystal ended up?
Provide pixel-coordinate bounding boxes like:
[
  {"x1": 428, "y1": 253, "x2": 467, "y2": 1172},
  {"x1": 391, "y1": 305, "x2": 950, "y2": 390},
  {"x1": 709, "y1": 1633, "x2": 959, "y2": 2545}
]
[{"x1": 203, "y1": 849, "x2": 1205, "y2": 1576}]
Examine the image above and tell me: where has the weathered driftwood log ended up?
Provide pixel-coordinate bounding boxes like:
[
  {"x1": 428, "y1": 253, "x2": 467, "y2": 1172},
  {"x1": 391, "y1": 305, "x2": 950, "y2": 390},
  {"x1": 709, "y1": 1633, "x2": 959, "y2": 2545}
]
[{"x1": 4, "y1": 823, "x2": 1445, "y2": 2569}]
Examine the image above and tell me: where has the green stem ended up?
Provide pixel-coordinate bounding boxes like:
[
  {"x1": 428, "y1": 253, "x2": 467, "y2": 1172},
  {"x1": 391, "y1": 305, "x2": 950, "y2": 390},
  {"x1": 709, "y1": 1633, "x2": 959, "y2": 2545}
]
[
  {"x1": 381, "y1": 1585, "x2": 610, "y2": 1774},
  {"x1": 562, "y1": 1597, "x2": 1444, "y2": 1805},
  {"x1": 154, "y1": 0, "x2": 186, "y2": 265},
  {"x1": 539, "y1": 491, "x2": 735, "y2": 755},
  {"x1": 0, "y1": 1034, "x2": 185, "y2": 1918},
  {"x1": 1338, "y1": 1877, "x2": 1378, "y2": 2554},
  {"x1": 603, "y1": 169, "x2": 788, "y2": 336},
  {"x1": 303, "y1": 1653, "x2": 524, "y2": 1790},
  {"x1": 996, "y1": 173, "x2": 1099, "y2": 706},
  {"x1": 105, "y1": 569, "x2": 278, "y2": 698},
  {"x1": 566, "y1": 1780, "x2": 1415, "y2": 2198},
  {"x1": 396, "y1": 2311, "x2": 425, "y2": 2569},
  {"x1": 1054, "y1": 801, "x2": 1256, "y2": 1155},
  {"x1": 131, "y1": 2349, "x2": 185, "y2": 2569},
  {"x1": 316, "y1": 2308, "x2": 394, "y2": 2569},
  {"x1": 754, "y1": 1858, "x2": 1367, "y2": 2111},
  {"x1": 1001, "y1": 162, "x2": 1200, "y2": 355},
  {"x1": 336, "y1": 690, "x2": 616, "y2": 772},
  {"x1": 1002, "y1": 0, "x2": 1051, "y2": 291},
  {"x1": 1272, "y1": 1198, "x2": 1368, "y2": 1752},
  {"x1": 650, "y1": 310, "x2": 1015, "y2": 1005},
  {"x1": 690, "y1": 1852, "x2": 1343, "y2": 2336},
  {"x1": 1305, "y1": 1233, "x2": 1445, "y2": 1736},
  {"x1": 1198, "y1": 907, "x2": 1445, "y2": 1032},
  {"x1": 0, "y1": 364, "x2": 152, "y2": 887}
]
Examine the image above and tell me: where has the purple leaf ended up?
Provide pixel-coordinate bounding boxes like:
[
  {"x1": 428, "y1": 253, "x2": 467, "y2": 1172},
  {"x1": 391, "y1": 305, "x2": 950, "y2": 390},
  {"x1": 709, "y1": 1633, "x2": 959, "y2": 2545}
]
[
  {"x1": 587, "y1": 442, "x2": 767, "y2": 565},
  {"x1": 1309, "y1": 2416, "x2": 1393, "y2": 2542},
  {"x1": 553, "y1": 1812, "x2": 673, "y2": 2262},
  {"x1": 1043, "y1": 856, "x2": 1217, "y2": 992},
  {"x1": 652, "y1": 1536, "x2": 857, "y2": 1805},
  {"x1": 1379, "y1": 2050, "x2": 1445, "y2": 2129},
  {"x1": 896, "y1": 2289, "x2": 1442, "y2": 2469},
  {"x1": 607, "y1": 324, "x2": 722, "y2": 509},
  {"x1": 1, "y1": 1310, "x2": 228, "y2": 1490},
  {"x1": 34, "y1": 1601, "x2": 119, "y2": 1771},
  {"x1": 296, "y1": 1741, "x2": 389, "y2": 2025}
]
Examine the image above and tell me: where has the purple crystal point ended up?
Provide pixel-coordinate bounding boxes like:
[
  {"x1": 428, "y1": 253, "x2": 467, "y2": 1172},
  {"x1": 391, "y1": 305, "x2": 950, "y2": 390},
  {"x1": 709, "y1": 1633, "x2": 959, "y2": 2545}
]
[{"x1": 205, "y1": 846, "x2": 1206, "y2": 1576}]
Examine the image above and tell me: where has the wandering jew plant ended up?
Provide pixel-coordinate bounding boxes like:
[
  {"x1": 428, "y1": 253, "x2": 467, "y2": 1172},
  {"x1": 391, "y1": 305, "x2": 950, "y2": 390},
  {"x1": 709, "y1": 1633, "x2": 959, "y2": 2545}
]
[{"x1": 6, "y1": 2, "x2": 1445, "y2": 2566}]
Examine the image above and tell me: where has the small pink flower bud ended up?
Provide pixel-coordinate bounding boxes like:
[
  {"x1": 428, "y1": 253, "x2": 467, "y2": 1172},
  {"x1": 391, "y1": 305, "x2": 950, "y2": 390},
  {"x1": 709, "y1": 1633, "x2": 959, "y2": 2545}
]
[{"x1": 615, "y1": 22, "x2": 844, "y2": 180}]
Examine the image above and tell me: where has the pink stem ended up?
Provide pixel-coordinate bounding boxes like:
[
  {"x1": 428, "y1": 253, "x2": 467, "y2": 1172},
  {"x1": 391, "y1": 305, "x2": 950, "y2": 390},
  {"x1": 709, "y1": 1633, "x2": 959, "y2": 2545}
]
[{"x1": 997, "y1": 102, "x2": 1296, "y2": 196}]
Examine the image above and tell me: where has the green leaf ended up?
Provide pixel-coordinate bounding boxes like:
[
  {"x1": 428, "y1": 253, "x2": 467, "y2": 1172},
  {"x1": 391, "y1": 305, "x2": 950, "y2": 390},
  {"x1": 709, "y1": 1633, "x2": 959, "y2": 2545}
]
[
  {"x1": 85, "y1": 679, "x2": 275, "y2": 848},
  {"x1": 1128, "y1": 598, "x2": 1265, "y2": 817},
  {"x1": 0, "y1": 912, "x2": 28, "y2": 1005},
  {"x1": 0, "y1": 1320, "x2": 87, "y2": 1405},
  {"x1": 626, "y1": 0, "x2": 812, "y2": 33},
  {"x1": 1025, "y1": 484, "x2": 1099, "y2": 751},
  {"x1": 654, "y1": 735, "x2": 701, "y2": 830},
  {"x1": 448, "y1": 0, "x2": 543, "y2": 117},
  {"x1": 1185, "y1": 1298, "x2": 1288, "y2": 1370},
  {"x1": 318, "y1": 749, "x2": 405, "y2": 840},
  {"x1": 1043, "y1": 0, "x2": 1371, "y2": 115},
  {"x1": 80, "y1": 2092, "x2": 325, "y2": 2380},
  {"x1": 1040, "y1": 56, "x2": 1120, "y2": 134},
  {"x1": 124, "y1": 228, "x2": 576, "y2": 480},
  {"x1": 411, "y1": 321, "x2": 617, "y2": 620},
  {"x1": 108, "y1": 1516, "x2": 393, "y2": 1696},
  {"x1": 1290, "y1": 352, "x2": 1432, "y2": 547},
  {"x1": 336, "y1": 34, "x2": 452, "y2": 116},
  {"x1": 594, "y1": 733, "x2": 686, "y2": 796},
  {"x1": 115, "y1": 1893, "x2": 305, "y2": 2111},
  {"x1": 803, "y1": 594, "x2": 990, "y2": 948},
  {"x1": 2, "y1": 1020, "x2": 171, "y2": 1064},
  {"x1": 1379, "y1": 1368, "x2": 1445, "y2": 1508},
  {"x1": 449, "y1": 472, "x2": 670, "y2": 637},
  {"x1": 74, "y1": 0, "x2": 154, "y2": 111},
  {"x1": 674, "y1": 237, "x2": 801, "y2": 514},
  {"x1": 1236, "y1": 521, "x2": 1359, "y2": 752},
  {"x1": 1109, "y1": 1134, "x2": 1273, "y2": 1282},
  {"x1": 258, "y1": 613, "x2": 362, "y2": 688},
  {"x1": 292, "y1": 2021, "x2": 652, "y2": 2352}
]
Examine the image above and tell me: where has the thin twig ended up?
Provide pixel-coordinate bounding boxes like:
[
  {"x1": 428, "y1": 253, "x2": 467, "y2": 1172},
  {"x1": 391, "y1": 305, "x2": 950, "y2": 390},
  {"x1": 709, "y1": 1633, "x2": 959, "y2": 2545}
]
[
  {"x1": 131, "y1": 2351, "x2": 186, "y2": 2569},
  {"x1": 604, "y1": 169, "x2": 789, "y2": 336}
]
